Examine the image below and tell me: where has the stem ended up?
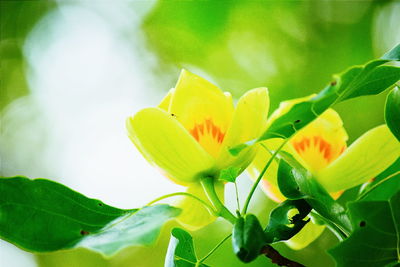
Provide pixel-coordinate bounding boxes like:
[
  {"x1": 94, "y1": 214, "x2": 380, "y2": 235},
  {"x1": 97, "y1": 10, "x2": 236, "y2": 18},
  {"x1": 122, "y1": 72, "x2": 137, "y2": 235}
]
[
  {"x1": 145, "y1": 192, "x2": 218, "y2": 216},
  {"x1": 242, "y1": 139, "x2": 288, "y2": 214},
  {"x1": 197, "y1": 234, "x2": 232, "y2": 264},
  {"x1": 234, "y1": 182, "x2": 241, "y2": 211},
  {"x1": 261, "y1": 245, "x2": 305, "y2": 267},
  {"x1": 200, "y1": 177, "x2": 237, "y2": 224},
  {"x1": 357, "y1": 171, "x2": 400, "y2": 200}
]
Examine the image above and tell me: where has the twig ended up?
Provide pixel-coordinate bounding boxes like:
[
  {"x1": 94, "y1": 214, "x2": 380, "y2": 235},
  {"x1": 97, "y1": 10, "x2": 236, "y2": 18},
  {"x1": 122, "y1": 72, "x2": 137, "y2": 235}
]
[{"x1": 261, "y1": 245, "x2": 305, "y2": 267}]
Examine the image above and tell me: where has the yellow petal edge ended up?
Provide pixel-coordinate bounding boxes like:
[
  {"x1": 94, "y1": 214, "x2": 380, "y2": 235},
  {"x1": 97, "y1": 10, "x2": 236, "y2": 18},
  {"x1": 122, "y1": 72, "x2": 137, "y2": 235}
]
[{"x1": 126, "y1": 107, "x2": 215, "y2": 185}]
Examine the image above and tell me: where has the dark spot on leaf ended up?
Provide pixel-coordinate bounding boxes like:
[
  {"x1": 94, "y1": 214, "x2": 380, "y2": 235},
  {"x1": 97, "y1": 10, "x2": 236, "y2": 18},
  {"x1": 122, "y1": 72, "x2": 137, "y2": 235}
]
[
  {"x1": 294, "y1": 120, "x2": 301, "y2": 123},
  {"x1": 330, "y1": 80, "x2": 337, "y2": 86},
  {"x1": 98, "y1": 203, "x2": 103, "y2": 207},
  {"x1": 80, "y1": 230, "x2": 90, "y2": 236},
  {"x1": 359, "y1": 221, "x2": 366, "y2": 227},
  {"x1": 171, "y1": 113, "x2": 176, "y2": 117}
]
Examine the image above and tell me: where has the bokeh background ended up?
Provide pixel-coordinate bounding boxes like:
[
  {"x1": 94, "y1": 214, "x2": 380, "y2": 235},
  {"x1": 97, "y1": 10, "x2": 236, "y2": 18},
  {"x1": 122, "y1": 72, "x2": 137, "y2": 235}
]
[{"x1": 1, "y1": 0, "x2": 399, "y2": 266}]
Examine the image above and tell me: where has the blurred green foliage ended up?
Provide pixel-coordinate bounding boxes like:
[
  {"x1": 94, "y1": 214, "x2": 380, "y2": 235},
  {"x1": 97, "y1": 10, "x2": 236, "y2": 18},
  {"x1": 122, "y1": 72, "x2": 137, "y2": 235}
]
[
  {"x1": 1, "y1": 0, "x2": 399, "y2": 266},
  {"x1": 143, "y1": 0, "x2": 397, "y2": 141},
  {"x1": 0, "y1": 1, "x2": 55, "y2": 109}
]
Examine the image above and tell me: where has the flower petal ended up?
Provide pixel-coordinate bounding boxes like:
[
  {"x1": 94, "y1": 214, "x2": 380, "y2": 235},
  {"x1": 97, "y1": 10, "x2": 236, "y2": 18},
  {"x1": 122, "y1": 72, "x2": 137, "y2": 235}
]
[
  {"x1": 174, "y1": 181, "x2": 224, "y2": 231},
  {"x1": 246, "y1": 138, "x2": 284, "y2": 201},
  {"x1": 260, "y1": 176, "x2": 286, "y2": 203},
  {"x1": 289, "y1": 109, "x2": 348, "y2": 174},
  {"x1": 217, "y1": 87, "x2": 270, "y2": 170},
  {"x1": 168, "y1": 69, "x2": 234, "y2": 158},
  {"x1": 317, "y1": 125, "x2": 400, "y2": 192},
  {"x1": 158, "y1": 88, "x2": 175, "y2": 111},
  {"x1": 126, "y1": 107, "x2": 215, "y2": 185},
  {"x1": 266, "y1": 95, "x2": 348, "y2": 175},
  {"x1": 285, "y1": 222, "x2": 325, "y2": 250}
]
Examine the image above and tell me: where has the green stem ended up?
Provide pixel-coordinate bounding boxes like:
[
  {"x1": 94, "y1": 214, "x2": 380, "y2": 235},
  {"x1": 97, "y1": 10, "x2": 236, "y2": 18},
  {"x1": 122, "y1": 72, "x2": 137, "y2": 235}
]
[
  {"x1": 145, "y1": 192, "x2": 218, "y2": 216},
  {"x1": 200, "y1": 177, "x2": 237, "y2": 224},
  {"x1": 242, "y1": 139, "x2": 288, "y2": 214},
  {"x1": 234, "y1": 182, "x2": 241, "y2": 212},
  {"x1": 357, "y1": 171, "x2": 400, "y2": 201},
  {"x1": 197, "y1": 234, "x2": 232, "y2": 264}
]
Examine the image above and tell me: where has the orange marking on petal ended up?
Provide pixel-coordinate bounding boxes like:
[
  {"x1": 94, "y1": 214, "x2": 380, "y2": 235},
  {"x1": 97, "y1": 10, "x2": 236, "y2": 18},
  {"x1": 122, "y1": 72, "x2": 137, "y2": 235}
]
[
  {"x1": 324, "y1": 145, "x2": 332, "y2": 162},
  {"x1": 304, "y1": 138, "x2": 310, "y2": 148},
  {"x1": 189, "y1": 118, "x2": 226, "y2": 157},
  {"x1": 313, "y1": 136, "x2": 320, "y2": 146},
  {"x1": 190, "y1": 127, "x2": 199, "y2": 141},
  {"x1": 218, "y1": 132, "x2": 225, "y2": 143},
  {"x1": 205, "y1": 119, "x2": 212, "y2": 132},
  {"x1": 199, "y1": 124, "x2": 204, "y2": 134},
  {"x1": 212, "y1": 124, "x2": 217, "y2": 137},
  {"x1": 319, "y1": 139, "x2": 326, "y2": 153}
]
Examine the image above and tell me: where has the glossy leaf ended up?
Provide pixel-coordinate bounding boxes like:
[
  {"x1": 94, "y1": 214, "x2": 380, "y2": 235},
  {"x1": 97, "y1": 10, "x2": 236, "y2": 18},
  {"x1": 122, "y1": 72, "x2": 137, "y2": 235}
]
[
  {"x1": 0, "y1": 177, "x2": 180, "y2": 256},
  {"x1": 218, "y1": 166, "x2": 241, "y2": 183},
  {"x1": 232, "y1": 214, "x2": 266, "y2": 263},
  {"x1": 359, "y1": 157, "x2": 400, "y2": 201},
  {"x1": 329, "y1": 192, "x2": 400, "y2": 266},
  {"x1": 165, "y1": 228, "x2": 208, "y2": 267},
  {"x1": 277, "y1": 152, "x2": 352, "y2": 235},
  {"x1": 385, "y1": 87, "x2": 400, "y2": 142},
  {"x1": 264, "y1": 199, "x2": 311, "y2": 243},
  {"x1": 230, "y1": 44, "x2": 400, "y2": 152}
]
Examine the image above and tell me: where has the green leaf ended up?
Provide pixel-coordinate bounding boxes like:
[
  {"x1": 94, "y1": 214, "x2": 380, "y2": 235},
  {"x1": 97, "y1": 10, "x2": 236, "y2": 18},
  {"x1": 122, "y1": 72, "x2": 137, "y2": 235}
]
[
  {"x1": 229, "y1": 45, "x2": 400, "y2": 153},
  {"x1": 165, "y1": 228, "x2": 208, "y2": 267},
  {"x1": 261, "y1": 63, "x2": 399, "y2": 141},
  {"x1": 264, "y1": 199, "x2": 311, "y2": 243},
  {"x1": 382, "y1": 43, "x2": 400, "y2": 61},
  {"x1": 218, "y1": 166, "x2": 241, "y2": 183},
  {"x1": 385, "y1": 87, "x2": 400, "y2": 142},
  {"x1": 358, "y1": 157, "x2": 400, "y2": 202},
  {"x1": 232, "y1": 214, "x2": 266, "y2": 263},
  {"x1": 329, "y1": 191, "x2": 400, "y2": 266},
  {"x1": 277, "y1": 152, "x2": 352, "y2": 235},
  {"x1": 0, "y1": 176, "x2": 180, "y2": 256}
]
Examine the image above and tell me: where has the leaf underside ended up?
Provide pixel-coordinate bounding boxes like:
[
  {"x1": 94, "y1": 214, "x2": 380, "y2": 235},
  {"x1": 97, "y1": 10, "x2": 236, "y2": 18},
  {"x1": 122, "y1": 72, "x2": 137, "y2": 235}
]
[
  {"x1": 0, "y1": 176, "x2": 180, "y2": 256},
  {"x1": 277, "y1": 152, "x2": 352, "y2": 235}
]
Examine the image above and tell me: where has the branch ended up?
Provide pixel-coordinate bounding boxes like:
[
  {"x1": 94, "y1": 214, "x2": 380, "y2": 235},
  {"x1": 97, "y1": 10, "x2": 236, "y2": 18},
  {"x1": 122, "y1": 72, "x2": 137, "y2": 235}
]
[{"x1": 261, "y1": 245, "x2": 305, "y2": 267}]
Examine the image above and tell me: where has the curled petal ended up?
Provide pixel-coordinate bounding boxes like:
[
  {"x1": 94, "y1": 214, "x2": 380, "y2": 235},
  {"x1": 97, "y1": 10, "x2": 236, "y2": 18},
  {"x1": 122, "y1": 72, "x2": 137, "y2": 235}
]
[{"x1": 317, "y1": 125, "x2": 400, "y2": 192}]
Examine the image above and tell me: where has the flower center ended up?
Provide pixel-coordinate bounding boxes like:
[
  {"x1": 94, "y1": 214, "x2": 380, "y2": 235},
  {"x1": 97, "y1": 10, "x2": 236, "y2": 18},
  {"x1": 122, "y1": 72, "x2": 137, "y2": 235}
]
[
  {"x1": 291, "y1": 136, "x2": 346, "y2": 173},
  {"x1": 189, "y1": 118, "x2": 225, "y2": 158}
]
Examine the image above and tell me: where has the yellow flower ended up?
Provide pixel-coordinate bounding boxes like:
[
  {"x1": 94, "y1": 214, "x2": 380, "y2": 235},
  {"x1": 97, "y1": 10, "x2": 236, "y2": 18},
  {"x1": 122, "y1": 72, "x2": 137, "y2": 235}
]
[
  {"x1": 248, "y1": 96, "x2": 400, "y2": 249},
  {"x1": 127, "y1": 70, "x2": 269, "y2": 230}
]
